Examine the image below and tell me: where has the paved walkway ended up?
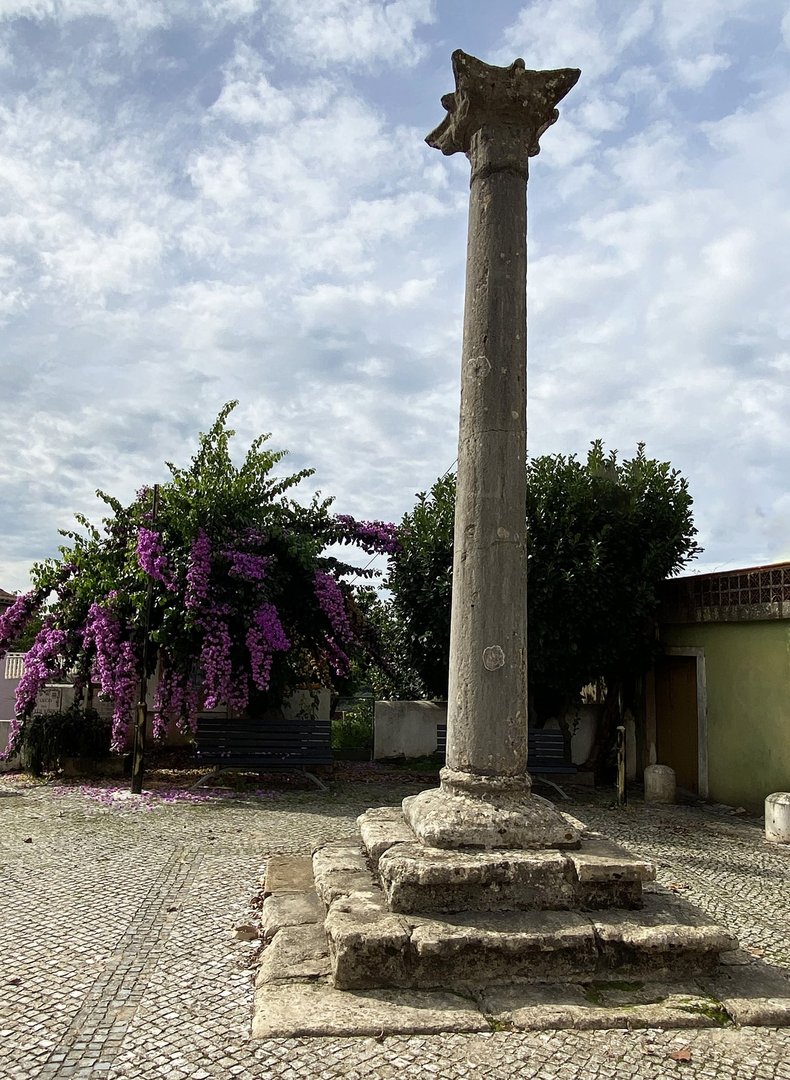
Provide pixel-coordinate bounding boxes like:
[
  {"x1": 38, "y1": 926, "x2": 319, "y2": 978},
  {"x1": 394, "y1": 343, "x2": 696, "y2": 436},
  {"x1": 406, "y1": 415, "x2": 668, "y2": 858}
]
[{"x1": 1, "y1": 768, "x2": 789, "y2": 1080}]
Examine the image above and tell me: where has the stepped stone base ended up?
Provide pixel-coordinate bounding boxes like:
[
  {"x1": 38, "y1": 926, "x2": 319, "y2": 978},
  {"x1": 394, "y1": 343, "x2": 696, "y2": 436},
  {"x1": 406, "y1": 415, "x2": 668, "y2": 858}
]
[
  {"x1": 307, "y1": 820, "x2": 735, "y2": 991},
  {"x1": 250, "y1": 794, "x2": 788, "y2": 1038},
  {"x1": 253, "y1": 854, "x2": 790, "y2": 1037}
]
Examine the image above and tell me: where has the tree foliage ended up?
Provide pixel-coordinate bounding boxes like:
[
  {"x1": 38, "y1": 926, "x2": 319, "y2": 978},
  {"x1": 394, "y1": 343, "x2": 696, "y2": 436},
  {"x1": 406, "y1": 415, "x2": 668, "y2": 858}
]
[
  {"x1": 383, "y1": 473, "x2": 455, "y2": 699},
  {"x1": 384, "y1": 443, "x2": 701, "y2": 715},
  {"x1": 0, "y1": 403, "x2": 397, "y2": 757}
]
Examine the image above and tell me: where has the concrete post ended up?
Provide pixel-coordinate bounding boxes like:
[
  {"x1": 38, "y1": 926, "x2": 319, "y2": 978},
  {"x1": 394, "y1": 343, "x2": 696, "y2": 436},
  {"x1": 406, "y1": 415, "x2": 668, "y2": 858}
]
[
  {"x1": 765, "y1": 792, "x2": 790, "y2": 843},
  {"x1": 403, "y1": 51, "x2": 581, "y2": 849}
]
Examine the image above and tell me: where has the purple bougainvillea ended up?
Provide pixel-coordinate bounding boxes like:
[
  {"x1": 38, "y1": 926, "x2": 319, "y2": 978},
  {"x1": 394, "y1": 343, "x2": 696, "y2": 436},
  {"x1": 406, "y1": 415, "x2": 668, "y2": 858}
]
[
  {"x1": 225, "y1": 550, "x2": 272, "y2": 582},
  {"x1": 136, "y1": 528, "x2": 173, "y2": 589},
  {"x1": 14, "y1": 621, "x2": 68, "y2": 715},
  {"x1": 0, "y1": 590, "x2": 38, "y2": 654},
  {"x1": 335, "y1": 515, "x2": 400, "y2": 555},
  {"x1": 185, "y1": 530, "x2": 212, "y2": 612},
  {"x1": 247, "y1": 603, "x2": 290, "y2": 692},
  {"x1": 82, "y1": 602, "x2": 138, "y2": 748},
  {"x1": 314, "y1": 571, "x2": 353, "y2": 643}
]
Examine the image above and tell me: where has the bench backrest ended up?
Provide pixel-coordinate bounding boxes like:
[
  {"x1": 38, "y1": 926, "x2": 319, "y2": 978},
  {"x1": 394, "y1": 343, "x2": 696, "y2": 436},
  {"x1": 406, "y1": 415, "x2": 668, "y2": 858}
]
[
  {"x1": 435, "y1": 724, "x2": 570, "y2": 766},
  {"x1": 196, "y1": 713, "x2": 332, "y2": 761}
]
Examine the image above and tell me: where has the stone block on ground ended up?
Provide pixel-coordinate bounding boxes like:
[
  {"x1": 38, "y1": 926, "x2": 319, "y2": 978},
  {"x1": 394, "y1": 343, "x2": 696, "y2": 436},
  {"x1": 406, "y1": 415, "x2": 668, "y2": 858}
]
[
  {"x1": 256, "y1": 924, "x2": 331, "y2": 985},
  {"x1": 312, "y1": 839, "x2": 375, "y2": 907},
  {"x1": 260, "y1": 890, "x2": 324, "y2": 942},
  {"x1": 479, "y1": 980, "x2": 732, "y2": 1030},
  {"x1": 407, "y1": 909, "x2": 598, "y2": 987},
  {"x1": 264, "y1": 856, "x2": 315, "y2": 896},
  {"x1": 357, "y1": 806, "x2": 414, "y2": 866},
  {"x1": 325, "y1": 892, "x2": 412, "y2": 990},
  {"x1": 765, "y1": 792, "x2": 790, "y2": 843},
  {"x1": 252, "y1": 983, "x2": 486, "y2": 1038},
  {"x1": 703, "y1": 962, "x2": 790, "y2": 1026},
  {"x1": 566, "y1": 836, "x2": 655, "y2": 909}
]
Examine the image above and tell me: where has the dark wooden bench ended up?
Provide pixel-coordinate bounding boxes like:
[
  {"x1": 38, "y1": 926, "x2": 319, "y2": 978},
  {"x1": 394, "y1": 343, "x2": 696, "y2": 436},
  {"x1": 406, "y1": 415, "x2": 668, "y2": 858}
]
[
  {"x1": 194, "y1": 713, "x2": 332, "y2": 790},
  {"x1": 436, "y1": 724, "x2": 575, "y2": 798}
]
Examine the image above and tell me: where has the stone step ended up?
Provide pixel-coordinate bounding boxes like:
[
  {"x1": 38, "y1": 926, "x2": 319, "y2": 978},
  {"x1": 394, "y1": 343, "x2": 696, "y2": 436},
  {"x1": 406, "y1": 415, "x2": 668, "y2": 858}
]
[
  {"x1": 325, "y1": 888, "x2": 737, "y2": 990},
  {"x1": 357, "y1": 807, "x2": 655, "y2": 914}
]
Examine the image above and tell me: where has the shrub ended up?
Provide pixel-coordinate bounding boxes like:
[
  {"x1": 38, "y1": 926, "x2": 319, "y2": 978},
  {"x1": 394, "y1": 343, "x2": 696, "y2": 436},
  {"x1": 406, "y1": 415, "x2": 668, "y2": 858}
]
[{"x1": 17, "y1": 706, "x2": 111, "y2": 775}]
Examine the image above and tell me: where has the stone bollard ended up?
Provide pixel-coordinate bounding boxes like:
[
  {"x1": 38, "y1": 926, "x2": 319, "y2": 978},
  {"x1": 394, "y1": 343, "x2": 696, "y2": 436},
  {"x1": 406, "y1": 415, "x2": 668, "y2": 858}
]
[
  {"x1": 644, "y1": 764, "x2": 676, "y2": 804},
  {"x1": 765, "y1": 792, "x2": 790, "y2": 843}
]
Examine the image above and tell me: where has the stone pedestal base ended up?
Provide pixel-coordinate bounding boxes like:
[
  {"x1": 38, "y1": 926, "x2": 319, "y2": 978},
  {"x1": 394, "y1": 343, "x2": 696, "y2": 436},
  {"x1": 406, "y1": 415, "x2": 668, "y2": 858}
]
[
  {"x1": 305, "y1": 835, "x2": 734, "y2": 991},
  {"x1": 253, "y1": 854, "x2": 790, "y2": 1036},
  {"x1": 297, "y1": 809, "x2": 740, "y2": 992},
  {"x1": 402, "y1": 768, "x2": 581, "y2": 850}
]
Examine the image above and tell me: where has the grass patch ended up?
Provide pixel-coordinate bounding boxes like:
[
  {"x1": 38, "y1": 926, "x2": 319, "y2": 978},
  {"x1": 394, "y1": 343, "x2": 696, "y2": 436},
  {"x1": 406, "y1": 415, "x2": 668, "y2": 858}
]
[{"x1": 676, "y1": 998, "x2": 731, "y2": 1026}]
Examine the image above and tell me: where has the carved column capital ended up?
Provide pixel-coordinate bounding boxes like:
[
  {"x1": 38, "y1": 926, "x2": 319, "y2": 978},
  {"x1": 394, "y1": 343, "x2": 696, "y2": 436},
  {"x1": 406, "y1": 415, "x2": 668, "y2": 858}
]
[{"x1": 426, "y1": 50, "x2": 580, "y2": 179}]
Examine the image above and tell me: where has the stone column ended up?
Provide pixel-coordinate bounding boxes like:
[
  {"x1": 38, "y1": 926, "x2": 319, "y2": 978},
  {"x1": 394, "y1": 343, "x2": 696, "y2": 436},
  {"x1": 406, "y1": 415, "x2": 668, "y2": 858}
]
[{"x1": 403, "y1": 51, "x2": 581, "y2": 850}]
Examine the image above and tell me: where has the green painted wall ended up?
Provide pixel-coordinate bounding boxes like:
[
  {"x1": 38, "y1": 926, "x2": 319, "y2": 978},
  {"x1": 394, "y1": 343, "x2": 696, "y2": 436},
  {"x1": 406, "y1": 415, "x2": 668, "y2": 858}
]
[{"x1": 662, "y1": 622, "x2": 790, "y2": 810}]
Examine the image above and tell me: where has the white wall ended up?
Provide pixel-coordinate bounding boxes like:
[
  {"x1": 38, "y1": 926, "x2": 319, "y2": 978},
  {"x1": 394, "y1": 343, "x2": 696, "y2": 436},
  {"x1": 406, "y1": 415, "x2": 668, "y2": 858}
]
[{"x1": 374, "y1": 700, "x2": 447, "y2": 760}]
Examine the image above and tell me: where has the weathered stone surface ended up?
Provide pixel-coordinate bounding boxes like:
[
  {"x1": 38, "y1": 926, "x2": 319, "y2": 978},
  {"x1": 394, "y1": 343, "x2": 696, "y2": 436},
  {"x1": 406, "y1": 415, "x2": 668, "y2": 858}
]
[
  {"x1": 316, "y1": 869, "x2": 376, "y2": 907},
  {"x1": 264, "y1": 855, "x2": 314, "y2": 895},
  {"x1": 252, "y1": 983, "x2": 486, "y2": 1038},
  {"x1": 426, "y1": 51, "x2": 580, "y2": 160},
  {"x1": 480, "y1": 981, "x2": 731, "y2": 1030},
  {"x1": 256, "y1": 924, "x2": 331, "y2": 986},
  {"x1": 378, "y1": 842, "x2": 576, "y2": 914},
  {"x1": 312, "y1": 839, "x2": 366, "y2": 872},
  {"x1": 566, "y1": 835, "x2": 655, "y2": 909},
  {"x1": 402, "y1": 785, "x2": 581, "y2": 852},
  {"x1": 357, "y1": 806, "x2": 414, "y2": 866},
  {"x1": 408, "y1": 910, "x2": 597, "y2": 985},
  {"x1": 644, "y1": 763, "x2": 677, "y2": 804},
  {"x1": 260, "y1": 890, "x2": 324, "y2": 942},
  {"x1": 705, "y1": 962, "x2": 790, "y2": 1026},
  {"x1": 312, "y1": 839, "x2": 374, "y2": 907},
  {"x1": 569, "y1": 836, "x2": 656, "y2": 883},
  {"x1": 324, "y1": 895, "x2": 411, "y2": 990},
  {"x1": 318, "y1": 871, "x2": 738, "y2": 991},
  {"x1": 591, "y1": 892, "x2": 738, "y2": 978}
]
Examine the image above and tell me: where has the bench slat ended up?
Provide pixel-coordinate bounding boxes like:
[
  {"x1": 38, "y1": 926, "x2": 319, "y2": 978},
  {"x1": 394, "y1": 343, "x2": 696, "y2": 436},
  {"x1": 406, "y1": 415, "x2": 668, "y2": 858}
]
[{"x1": 434, "y1": 724, "x2": 576, "y2": 774}]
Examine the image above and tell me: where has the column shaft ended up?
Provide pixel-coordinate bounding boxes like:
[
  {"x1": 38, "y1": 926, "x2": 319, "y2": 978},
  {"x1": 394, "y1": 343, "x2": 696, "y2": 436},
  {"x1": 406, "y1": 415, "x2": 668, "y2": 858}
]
[{"x1": 447, "y1": 159, "x2": 528, "y2": 779}]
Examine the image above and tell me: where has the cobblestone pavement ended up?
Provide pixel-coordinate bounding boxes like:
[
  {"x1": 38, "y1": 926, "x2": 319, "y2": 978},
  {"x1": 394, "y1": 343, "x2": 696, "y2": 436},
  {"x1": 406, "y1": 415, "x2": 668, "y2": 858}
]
[{"x1": 1, "y1": 769, "x2": 789, "y2": 1080}]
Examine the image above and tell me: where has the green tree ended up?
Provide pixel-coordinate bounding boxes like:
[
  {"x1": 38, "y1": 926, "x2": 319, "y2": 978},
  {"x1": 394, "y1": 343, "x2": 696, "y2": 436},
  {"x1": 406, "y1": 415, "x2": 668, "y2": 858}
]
[
  {"x1": 0, "y1": 403, "x2": 397, "y2": 759},
  {"x1": 385, "y1": 443, "x2": 701, "y2": 739},
  {"x1": 384, "y1": 473, "x2": 455, "y2": 698},
  {"x1": 525, "y1": 442, "x2": 700, "y2": 752}
]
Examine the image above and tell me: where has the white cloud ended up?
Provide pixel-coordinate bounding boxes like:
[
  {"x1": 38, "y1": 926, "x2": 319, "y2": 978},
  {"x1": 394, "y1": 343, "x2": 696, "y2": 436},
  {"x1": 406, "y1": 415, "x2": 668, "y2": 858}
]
[
  {"x1": 658, "y1": 0, "x2": 751, "y2": 53},
  {"x1": 0, "y1": 0, "x2": 168, "y2": 30},
  {"x1": 265, "y1": 0, "x2": 435, "y2": 70},
  {"x1": 577, "y1": 95, "x2": 629, "y2": 133},
  {"x1": 673, "y1": 51, "x2": 731, "y2": 89},
  {"x1": 498, "y1": 0, "x2": 649, "y2": 80}
]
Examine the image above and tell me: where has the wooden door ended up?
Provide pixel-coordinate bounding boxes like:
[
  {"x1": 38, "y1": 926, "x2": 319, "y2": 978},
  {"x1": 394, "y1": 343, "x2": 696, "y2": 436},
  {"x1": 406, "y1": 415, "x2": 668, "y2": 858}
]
[{"x1": 654, "y1": 655, "x2": 699, "y2": 794}]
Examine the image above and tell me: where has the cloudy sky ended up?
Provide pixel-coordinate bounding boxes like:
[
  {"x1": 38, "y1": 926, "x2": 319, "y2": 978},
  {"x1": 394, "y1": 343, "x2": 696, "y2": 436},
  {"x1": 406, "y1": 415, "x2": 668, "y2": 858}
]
[{"x1": 1, "y1": 0, "x2": 789, "y2": 593}]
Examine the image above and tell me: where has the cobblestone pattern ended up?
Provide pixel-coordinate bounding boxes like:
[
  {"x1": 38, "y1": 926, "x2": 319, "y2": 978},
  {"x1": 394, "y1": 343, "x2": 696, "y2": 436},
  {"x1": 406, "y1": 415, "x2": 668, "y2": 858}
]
[
  {"x1": 579, "y1": 801, "x2": 790, "y2": 969},
  {"x1": 1, "y1": 778, "x2": 789, "y2": 1079}
]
